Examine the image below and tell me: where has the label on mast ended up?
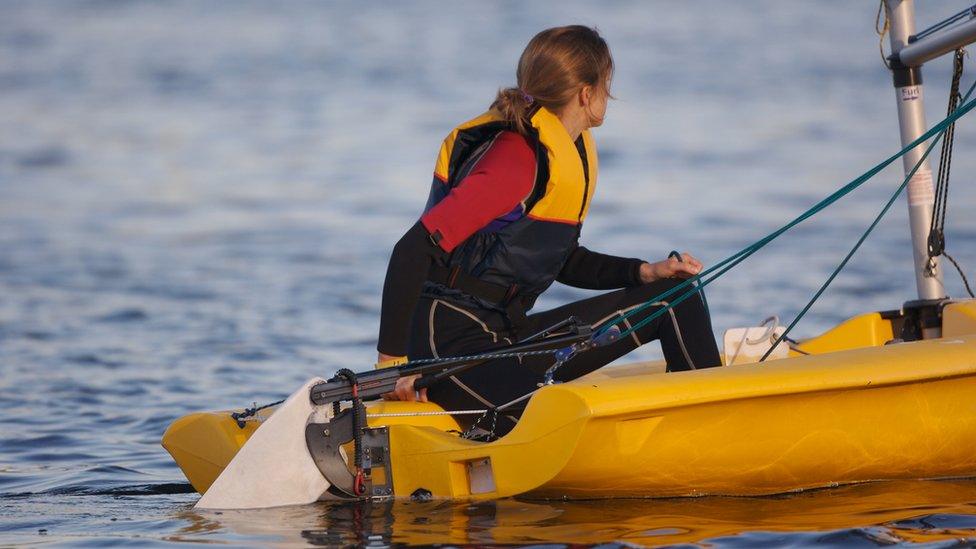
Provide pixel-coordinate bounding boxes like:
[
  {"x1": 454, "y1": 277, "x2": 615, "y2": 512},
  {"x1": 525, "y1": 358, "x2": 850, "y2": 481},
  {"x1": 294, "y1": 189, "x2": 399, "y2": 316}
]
[
  {"x1": 907, "y1": 167, "x2": 934, "y2": 206},
  {"x1": 900, "y1": 86, "x2": 922, "y2": 102}
]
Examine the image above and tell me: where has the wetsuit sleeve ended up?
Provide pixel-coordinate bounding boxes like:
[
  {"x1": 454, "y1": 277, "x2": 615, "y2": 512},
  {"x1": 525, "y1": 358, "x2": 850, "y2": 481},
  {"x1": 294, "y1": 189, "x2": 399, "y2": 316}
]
[
  {"x1": 377, "y1": 221, "x2": 445, "y2": 356},
  {"x1": 420, "y1": 131, "x2": 536, "y2": 253},
  {"x1": 556, "y1": 245, "x2": 645, "y2": 290}
]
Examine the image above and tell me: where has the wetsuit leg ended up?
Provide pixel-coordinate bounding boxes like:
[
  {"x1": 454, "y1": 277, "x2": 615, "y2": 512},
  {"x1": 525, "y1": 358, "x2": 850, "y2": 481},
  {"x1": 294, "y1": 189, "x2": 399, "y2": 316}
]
[
  {"x1": 409, "y1": 279, "x2": 719, "y2": 434},
  {"x1": 520, "y1": 278, "x2": 721, "y2": 381},
  {"x1": 408, "y1": 297, "x2": 536, "y2": 431}
]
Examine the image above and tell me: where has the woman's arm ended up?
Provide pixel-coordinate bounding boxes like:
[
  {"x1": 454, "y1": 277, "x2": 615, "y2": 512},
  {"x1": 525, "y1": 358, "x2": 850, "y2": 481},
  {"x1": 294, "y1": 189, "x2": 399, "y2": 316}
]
[
  {"x1": 376, "y1": 222, "x2": 443, "y2": 403},
  {"x1": 556, "y1": 245, "x2": 645, "y2": 289},
  {"x1": 377, "y1": 221, "x2": 445, "y2": 358},
  {"x1": 419, "y1": 132, "x2": 537, "y2": 253},
  {"x1": 557, "y1": 246, "x2": 704, "y2": 289}
]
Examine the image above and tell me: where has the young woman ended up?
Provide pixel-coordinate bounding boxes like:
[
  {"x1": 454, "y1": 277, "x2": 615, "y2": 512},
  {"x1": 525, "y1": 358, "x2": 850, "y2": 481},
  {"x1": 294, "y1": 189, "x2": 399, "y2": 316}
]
[{"x1": 377, "y1": 25, "x2": 720, "y2": 431}]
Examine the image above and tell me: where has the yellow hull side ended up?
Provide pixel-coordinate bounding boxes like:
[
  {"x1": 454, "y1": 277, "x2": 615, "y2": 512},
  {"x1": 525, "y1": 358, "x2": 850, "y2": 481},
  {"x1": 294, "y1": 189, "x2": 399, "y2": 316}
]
[
  {"x1": 162, "y1": 302, "x2": 976, "y2": 499},
  {"x1": 386, "y1": 334, "x2": 976, "y2": 498},
  {"x1": 163, "y1": 411, "x2": 262, "y2": 494},
  {"x1": 162, "y1": 401, "x2": 462, "y2": 494}
]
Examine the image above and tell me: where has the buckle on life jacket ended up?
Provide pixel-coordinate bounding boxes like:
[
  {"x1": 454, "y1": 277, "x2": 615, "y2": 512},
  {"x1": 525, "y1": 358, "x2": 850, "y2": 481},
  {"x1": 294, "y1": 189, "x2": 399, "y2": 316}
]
[{"x1": 429, "y1": 265, "x2": 525, "y2": 322}]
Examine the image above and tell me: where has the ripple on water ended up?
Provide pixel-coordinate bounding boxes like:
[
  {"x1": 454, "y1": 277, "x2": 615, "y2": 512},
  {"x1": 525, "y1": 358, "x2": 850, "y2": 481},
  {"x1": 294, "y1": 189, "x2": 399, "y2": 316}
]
[
  {"x1": 63, "y1": 353, "x2": 124, "y2": 369},
  {"x1": 125, "y1": 283, "x2": 218, "y2": 302},
  {"x1": 0, "y1": 434, "x2": 80, "y2": 452},
  {"x1": 19, "y1": 452, "x2": 98, "y2": 464},
  {"x1": 15, "y1": 146, "x2": 70, "y2": 169},
  {"x1": 95, "y1": 308, "x2": 148, "y2": 323},
  {"x1": 21, "y1": 330, "x2": 56, "y2": 341}
]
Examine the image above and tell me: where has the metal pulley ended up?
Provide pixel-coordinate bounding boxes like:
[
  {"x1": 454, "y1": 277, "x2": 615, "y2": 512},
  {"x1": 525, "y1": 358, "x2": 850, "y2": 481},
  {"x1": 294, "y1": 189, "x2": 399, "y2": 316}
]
[{"x1": 305, "y1": 404, "x2": 395, "y2": 499}]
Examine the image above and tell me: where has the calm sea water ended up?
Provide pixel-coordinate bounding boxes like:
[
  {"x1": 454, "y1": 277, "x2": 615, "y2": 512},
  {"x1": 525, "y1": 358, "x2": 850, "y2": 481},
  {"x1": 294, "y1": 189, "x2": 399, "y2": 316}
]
[{"x1": 3, "y1": 1, "x2": 976, "y2": 546}]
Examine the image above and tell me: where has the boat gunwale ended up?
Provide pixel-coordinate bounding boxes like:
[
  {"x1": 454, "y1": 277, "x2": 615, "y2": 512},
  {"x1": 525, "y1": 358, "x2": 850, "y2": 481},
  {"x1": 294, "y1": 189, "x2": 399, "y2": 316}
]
[{"x1": 552, "y1": 335, "x2": 976, "y2": 420}]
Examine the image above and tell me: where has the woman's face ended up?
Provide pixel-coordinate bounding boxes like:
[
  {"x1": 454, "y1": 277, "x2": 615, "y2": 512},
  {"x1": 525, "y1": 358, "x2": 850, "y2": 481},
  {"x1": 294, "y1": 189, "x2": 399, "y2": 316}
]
[
  {"x1": 587, "y1": 88, "x2": 608, "y2": 127},
  {"x1": 584, "y1": 80, "x2": 610, "y2": 128}
]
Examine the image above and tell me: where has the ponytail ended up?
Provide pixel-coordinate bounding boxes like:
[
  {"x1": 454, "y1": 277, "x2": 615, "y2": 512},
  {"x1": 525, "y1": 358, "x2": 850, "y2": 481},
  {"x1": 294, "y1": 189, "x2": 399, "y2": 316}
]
[
  {"x1": 491, "y1": 25, "x2": 614, "y2": 136},
  {"x1": 491, "y1": 87, "x2": 535, "y2": 136}
]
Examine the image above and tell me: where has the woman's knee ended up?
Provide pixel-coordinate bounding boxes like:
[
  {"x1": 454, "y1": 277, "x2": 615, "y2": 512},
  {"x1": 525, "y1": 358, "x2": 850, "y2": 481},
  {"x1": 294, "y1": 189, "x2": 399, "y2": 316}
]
[
  {"x1": 625, "y1": 277, "x2": 682, "y2": 305},
  {"x1": 672, "y1": 286, "x2": 707, "y2": 316},
  {"x1": 634, "y1": 278, "x2": 701, "y2": 309}
]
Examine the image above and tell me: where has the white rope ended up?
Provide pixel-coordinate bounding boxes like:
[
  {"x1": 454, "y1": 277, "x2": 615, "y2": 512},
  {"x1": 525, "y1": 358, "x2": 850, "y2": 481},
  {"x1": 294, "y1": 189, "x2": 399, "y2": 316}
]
[
  {"x1": 496, "y1": 391, "x2": 535, "y2": 412},
  {"x1": 367, "y1": 409, "x2": 487, "y2": 418},
  {"x1": 367, "y1": 393, "x2": 536, "y2": 419}
]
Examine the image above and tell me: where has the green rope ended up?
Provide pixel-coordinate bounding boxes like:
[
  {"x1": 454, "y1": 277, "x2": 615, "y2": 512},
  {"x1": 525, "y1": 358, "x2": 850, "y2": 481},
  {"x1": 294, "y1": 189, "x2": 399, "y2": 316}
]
[
  {"x1": 758, "y1": 77, "x2": 976, "y2": 362},
  {"x1": 668, "y1": 250, "x2": 710, "y2": 317},
  {"x1": 596, "y1": 86, "x2": 976, "y2": 342}
]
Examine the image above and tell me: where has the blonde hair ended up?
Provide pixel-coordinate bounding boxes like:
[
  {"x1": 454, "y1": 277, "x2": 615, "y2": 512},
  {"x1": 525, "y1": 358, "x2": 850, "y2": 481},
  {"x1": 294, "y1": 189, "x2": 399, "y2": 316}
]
[{"x1": 492, "y1": 25, "x2": 614, "y2": 135}]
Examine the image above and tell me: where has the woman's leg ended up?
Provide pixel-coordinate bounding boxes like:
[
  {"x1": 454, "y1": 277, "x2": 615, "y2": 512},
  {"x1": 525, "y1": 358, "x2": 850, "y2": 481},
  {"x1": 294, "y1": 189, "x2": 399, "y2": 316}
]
[
  {"x1": 408, "y1": 297, "x2": 538, "y2": 431},
  {"x1": 408, "y1": 279, "x2": 720, "y2": 436},
  {"x1": 520, "y1": 278, "x2": 721, "y2": 381}
]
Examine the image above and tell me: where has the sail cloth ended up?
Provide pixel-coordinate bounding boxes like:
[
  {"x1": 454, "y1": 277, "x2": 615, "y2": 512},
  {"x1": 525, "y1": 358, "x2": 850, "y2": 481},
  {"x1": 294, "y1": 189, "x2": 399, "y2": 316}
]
[{"x1": 196, "y1": 378, "x2": 332, "y2": 509}]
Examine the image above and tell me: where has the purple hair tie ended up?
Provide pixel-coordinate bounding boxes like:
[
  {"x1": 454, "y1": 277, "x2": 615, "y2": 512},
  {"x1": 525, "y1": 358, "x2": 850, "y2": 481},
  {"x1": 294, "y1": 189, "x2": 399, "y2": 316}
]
[{"x1": 519, "y1": 89, "x2": 534, "y2": 103}]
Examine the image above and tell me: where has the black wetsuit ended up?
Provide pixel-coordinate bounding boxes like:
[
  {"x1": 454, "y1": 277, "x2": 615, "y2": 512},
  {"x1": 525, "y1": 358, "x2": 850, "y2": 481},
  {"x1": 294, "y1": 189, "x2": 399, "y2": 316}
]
[{"x1": 378, "y1": 221, "x2": 721, "y2": 432}]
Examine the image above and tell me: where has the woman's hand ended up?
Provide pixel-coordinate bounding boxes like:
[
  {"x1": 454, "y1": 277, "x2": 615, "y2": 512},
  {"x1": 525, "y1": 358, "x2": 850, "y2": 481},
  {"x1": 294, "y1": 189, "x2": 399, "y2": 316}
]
[
  {"x1": 378, "y1": 352, "x2": 428, "y2": 402},
  {"x1": 381, "y1": 374, "x2": 428, "y2": 402},
  {"x1": 639, "y1": 252, "x2": 703, "y2": 284}
]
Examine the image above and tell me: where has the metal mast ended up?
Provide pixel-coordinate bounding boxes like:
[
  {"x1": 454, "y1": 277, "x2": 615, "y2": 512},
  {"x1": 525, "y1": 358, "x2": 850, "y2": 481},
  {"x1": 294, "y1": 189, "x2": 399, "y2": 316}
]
[{"x1": 885, "y1": 0, "x2": 945, "y2": 301}]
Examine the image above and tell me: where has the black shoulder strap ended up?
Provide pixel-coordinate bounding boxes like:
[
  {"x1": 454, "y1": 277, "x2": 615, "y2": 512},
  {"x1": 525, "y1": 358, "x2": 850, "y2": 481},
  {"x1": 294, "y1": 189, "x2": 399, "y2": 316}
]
[
  {"x1": 447, "y1": 122, "x2": 509, "y2": 187},
  {"x1": 446, "y1": 117, "x2": 548, "y2": 211},
  {"x1": 523, "y1": 126, "x2": 548, "y2": 212}
]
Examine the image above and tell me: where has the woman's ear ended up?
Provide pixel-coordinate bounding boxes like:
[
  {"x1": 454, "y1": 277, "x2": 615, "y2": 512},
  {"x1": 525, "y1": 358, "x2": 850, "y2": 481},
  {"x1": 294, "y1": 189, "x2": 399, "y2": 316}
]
[{"x1": 579, "y1": 85, "x2": 592, "y2": 107}]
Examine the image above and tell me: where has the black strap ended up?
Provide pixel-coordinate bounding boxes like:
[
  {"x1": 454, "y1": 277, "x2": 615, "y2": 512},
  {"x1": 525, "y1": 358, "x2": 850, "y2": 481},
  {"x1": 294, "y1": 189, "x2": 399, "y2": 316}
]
[{"x1": 427, "y1": 264, "x2": 526, "y2": 322}]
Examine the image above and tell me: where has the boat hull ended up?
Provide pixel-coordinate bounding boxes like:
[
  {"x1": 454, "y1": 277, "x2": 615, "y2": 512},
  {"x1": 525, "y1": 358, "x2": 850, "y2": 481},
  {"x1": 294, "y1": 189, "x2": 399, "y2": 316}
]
[
  {"x1": 162, "y1": 302, "x2": 976, "y2": 500},
  {"x1": 385, "y1": 334, "x2": 976, "y2": 499},
  {"x1": 534, "y1": 341, "x2": 976, "y2": 497}
]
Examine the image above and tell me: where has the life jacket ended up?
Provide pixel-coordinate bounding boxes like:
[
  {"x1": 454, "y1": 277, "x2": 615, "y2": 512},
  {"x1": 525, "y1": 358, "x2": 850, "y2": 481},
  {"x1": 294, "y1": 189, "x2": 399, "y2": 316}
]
[{"x1": 422, "y1": 106, "x2": 598, "y2": 317}]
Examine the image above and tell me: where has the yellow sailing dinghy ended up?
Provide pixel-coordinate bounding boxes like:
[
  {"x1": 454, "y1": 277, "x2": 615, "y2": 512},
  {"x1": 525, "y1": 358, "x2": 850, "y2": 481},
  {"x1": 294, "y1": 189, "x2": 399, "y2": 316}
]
[
  {"x1": 163, "y1": 0, "x2": 976, "y2": 509},
  {"x1": 164, "y1": 303, "x2": 976, "y2": 507}
]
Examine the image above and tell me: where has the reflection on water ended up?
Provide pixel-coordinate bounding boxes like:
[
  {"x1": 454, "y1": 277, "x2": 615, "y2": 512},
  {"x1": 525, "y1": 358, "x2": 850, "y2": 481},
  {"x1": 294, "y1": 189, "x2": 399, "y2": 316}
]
[{"x1": 166, "y1": 480, "x2": 976, "y2": 546}]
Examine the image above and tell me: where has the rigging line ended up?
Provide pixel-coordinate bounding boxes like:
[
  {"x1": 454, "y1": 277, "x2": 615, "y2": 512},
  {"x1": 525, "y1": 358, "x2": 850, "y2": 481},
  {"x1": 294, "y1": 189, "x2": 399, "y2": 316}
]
[
  {"x1": 367, "y1": 410, "x2": 487, "y2": 418},
  {"x1": 759, "y1": 77, "x2": 976, "y2": 363},
  {"x1": 596, "y1": 90, "x2": 976, "y2": 340},
  {"x1": 308, "y1": 91, "x2": 976, "y2": 380},
  {"x1": 943, "y1": 252, "x2": 976, "y2": 298},
  {"x1": 669, "y1": 250, "x2": 710, "y2": 317},
  {"x1": 608, "y1": 168, "x2": 900, "y2": 341},
  {"x1": 615, "y1": 235, "x2": 773, "y2": 340},
  {"x1": 396, "y1": 347, "x2": 558, "y2": 367},
  {"x1": 603, "y1": 93, "x2": 976, "y2": 335},
  {"x1": 624, "y1": 78, "x2": 970, "y2": 349},
  {"x1": 459, "y1": 387, "x2": 541, "y2": 441},
  {"x1": 614, "y1": 247, "x2": 768, "y2": 342},
  {"x1": 231, "y1": 398, "x2": 286, "y2": 427},
  {"x1": 929, "y1": 49, "x2": 966, "y2": 266},
  {"x1": 760, "y1": 148, "x2": 934, "y2": 361},
  {"x1": 877, "y1": 0, "x2": 891, "y2": 69},
  {"x1": 931, "y1": 52, "x2": 964, "y2": 243},
  {"x1": 914, "y1": 3, "x2": 976, "y2": 42}
]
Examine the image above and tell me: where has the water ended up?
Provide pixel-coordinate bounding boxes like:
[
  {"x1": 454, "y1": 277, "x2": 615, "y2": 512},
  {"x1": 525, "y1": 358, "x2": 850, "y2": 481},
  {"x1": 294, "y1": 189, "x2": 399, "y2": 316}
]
[{"x1": 2, "y1": 0, "x2": 976, "y2": 546}]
